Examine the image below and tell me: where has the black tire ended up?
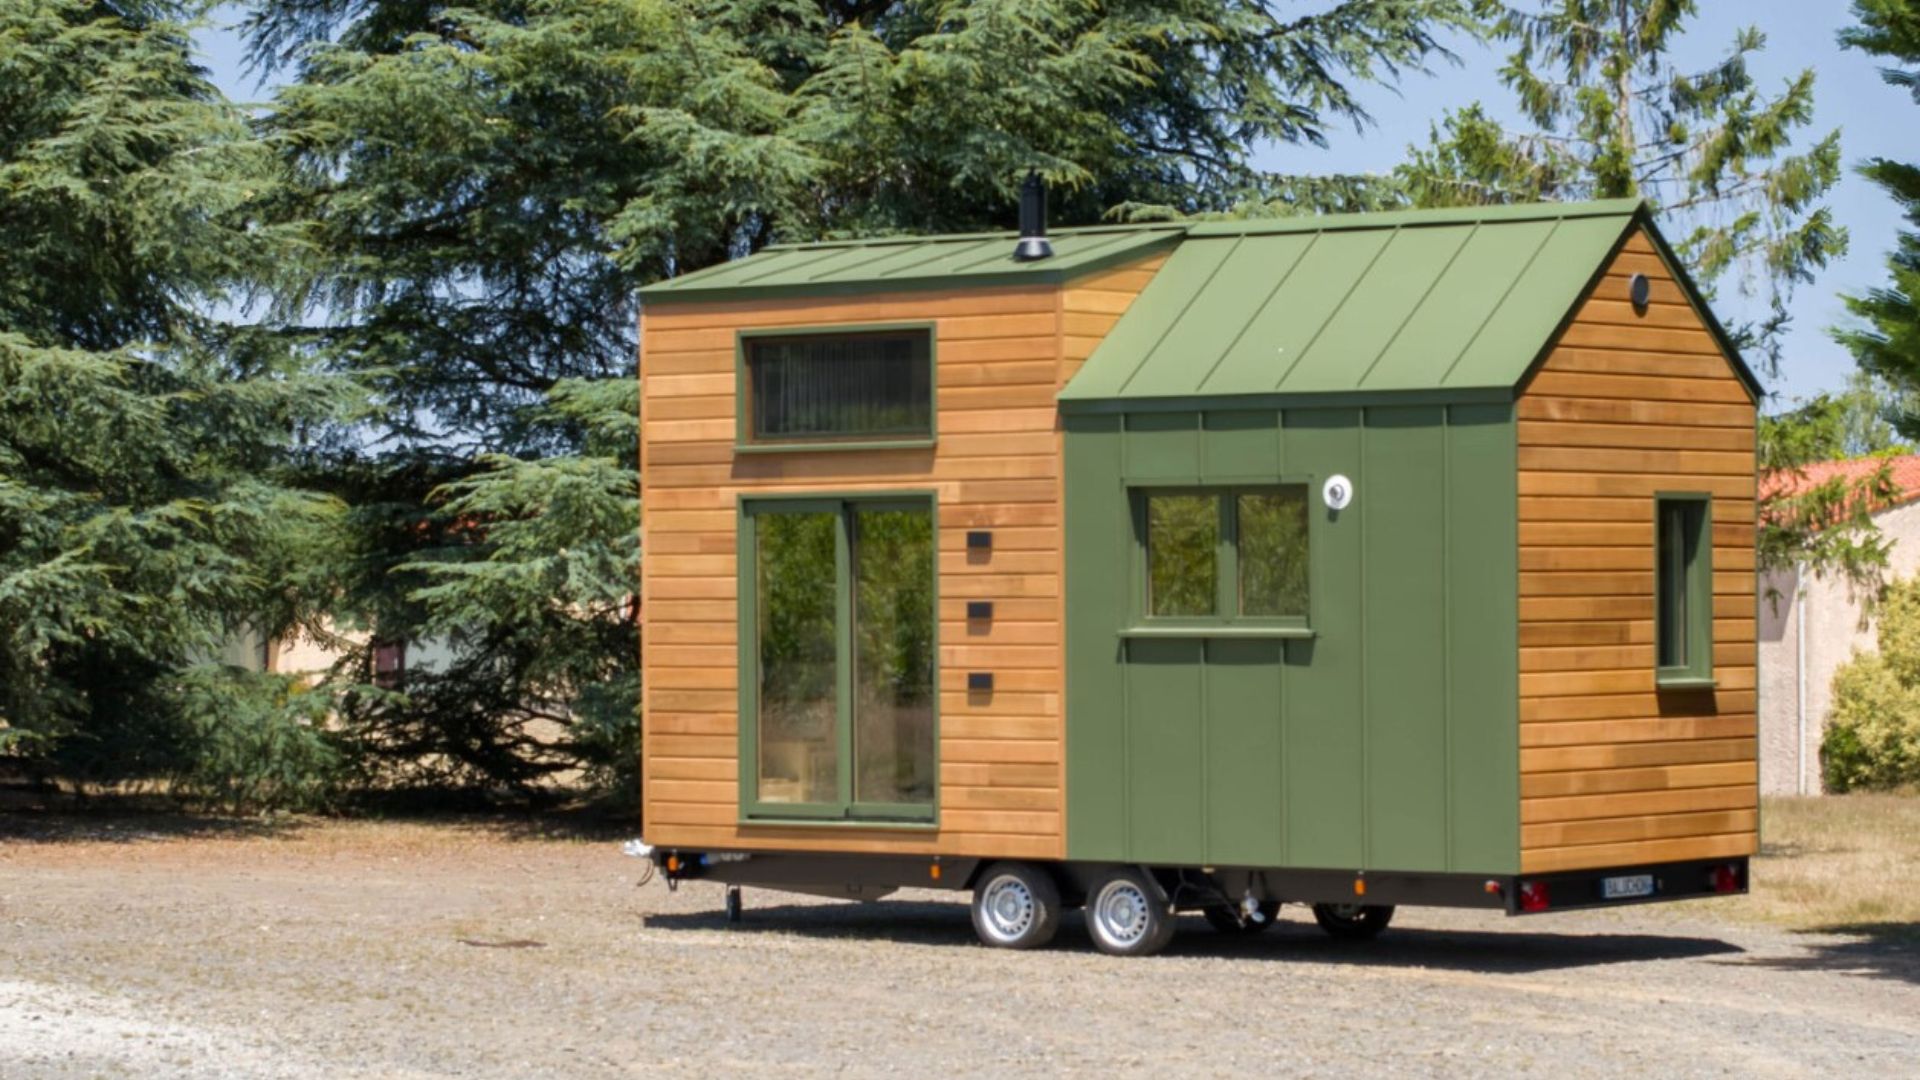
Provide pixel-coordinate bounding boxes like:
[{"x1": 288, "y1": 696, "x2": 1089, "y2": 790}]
[
  {"x1": 1311, "y1": 902, "x2": 1395, "y2": 940},
  {"x1": 1203, "y1": 901, "x2": 1281, "y2": 933},
  {"x1": 1086, "y1": 868, "x2": 1176, "y2": 956},
  {"x1": 970, "y1": 862, "x2": 1061, "y2": 950}
]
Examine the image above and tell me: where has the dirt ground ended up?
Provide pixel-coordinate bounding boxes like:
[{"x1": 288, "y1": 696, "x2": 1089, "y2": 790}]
[{"x1": 2, "y1": 809, "x2": 1917, "y2": 1078}]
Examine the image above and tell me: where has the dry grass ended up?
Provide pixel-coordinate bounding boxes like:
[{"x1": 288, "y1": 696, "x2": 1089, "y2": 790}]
[{"x1": 1713, "y1": 794, "x2": 1920, "y2": 940}]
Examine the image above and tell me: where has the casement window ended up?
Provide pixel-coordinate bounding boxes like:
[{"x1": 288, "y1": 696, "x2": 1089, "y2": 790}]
[
  {"x1": 1654, "y1": 493, "x2": 1714, "y2": 688},
  {"x1": 739, "y1": 326, "x2": 934, "y2": 448},
  {"x1": 1133, "y1": 486, "x2": 1310, "y2": 628},
  {"x1": 740, "y1": 495, "x2": 937, "y2": 822}
]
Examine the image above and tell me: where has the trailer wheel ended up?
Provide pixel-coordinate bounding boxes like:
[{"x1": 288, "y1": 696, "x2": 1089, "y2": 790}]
[
  {"x1": 1203, "y1": 901, "x2": 1281, "y2": 934},
  {"x1": 1086, "y1": 868, "x2": 1175, "y2": 956},
  {"x1": 970, "y1": 862, "x2": 1061, "y2": 949},
  {"x1": 1311, "y1": 902, "x2": 1395, "y2": 940}
]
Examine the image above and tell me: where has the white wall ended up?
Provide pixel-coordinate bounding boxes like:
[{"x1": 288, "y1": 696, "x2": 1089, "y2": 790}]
[{"x1": 1758, "y1": 499, "x2": 1920, "y2": 793}]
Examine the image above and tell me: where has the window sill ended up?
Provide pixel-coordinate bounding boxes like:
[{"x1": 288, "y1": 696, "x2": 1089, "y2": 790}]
[
  {"x1": 735, "y1": 438, "x2": 936, "y2": 455},
  {"x1": 739, "y1": 814, "x2": 938, "y2": 831},
  {"x1": 1119, "y1": 626, "x2": 1316, "y2": 641},
  {"x1": 1655, "y1": 673, "x2": 1717, "y2": 690}
]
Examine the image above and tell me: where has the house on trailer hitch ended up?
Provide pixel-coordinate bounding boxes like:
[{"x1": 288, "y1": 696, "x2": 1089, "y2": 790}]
[{"x1": 635, "y1": 192, "x2": 1759, "y2": 956}]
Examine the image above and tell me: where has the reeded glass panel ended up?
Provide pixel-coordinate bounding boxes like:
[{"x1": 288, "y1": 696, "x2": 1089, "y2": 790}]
[
  {"x1": 1147, "y1": 494, "x2": 1217, "y2": 617},
  {"x1": 747, "y1": 331, "x2": 932, "y2": 441},
  {"x1": 852, "y1": 506, "x2": 936, "y2": 806},
  {"x1": 754, "y1": 511, "x2": 839, "y2": 804},
  {"x1": 1657, "y1": 501, "x2": 1690, "y2": 668},
  {"x1": 1238, "y1": 488, "x2": 1310, "y2": 618}
]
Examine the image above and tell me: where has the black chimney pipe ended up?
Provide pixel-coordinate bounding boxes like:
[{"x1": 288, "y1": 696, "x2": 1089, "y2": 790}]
[{"x1": 1013, "y1": 171, "x2": 1052, "y2": 261}]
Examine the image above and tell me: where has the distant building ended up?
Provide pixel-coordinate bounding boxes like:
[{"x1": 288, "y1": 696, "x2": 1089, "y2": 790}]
[{"x1": 1758, "y1": 454, "x2": 1920, "y2": 794}]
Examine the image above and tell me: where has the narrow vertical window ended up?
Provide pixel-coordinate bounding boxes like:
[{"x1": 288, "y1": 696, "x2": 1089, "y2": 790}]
[{"x1": 1655, "y1": 494, "x2": 1712, "y2": 686}]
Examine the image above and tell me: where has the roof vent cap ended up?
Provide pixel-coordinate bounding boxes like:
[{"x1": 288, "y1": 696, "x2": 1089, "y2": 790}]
[{"x1": 1013, "y1": 170, "x2": 1052, "y2": 262}]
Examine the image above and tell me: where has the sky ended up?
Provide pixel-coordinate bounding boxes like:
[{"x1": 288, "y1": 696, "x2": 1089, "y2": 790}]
[{"x1": 190, "y1": 3, "x2": 1909, "y2": 409}]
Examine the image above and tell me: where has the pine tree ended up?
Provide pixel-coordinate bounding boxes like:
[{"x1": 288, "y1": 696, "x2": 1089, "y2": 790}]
[
  {"x1": 1835, "y1": 0, "x2": 1920, "y2": 430},
  {"x1": 236, "y1": 0, "x2": 1481, "y2": 794},
  {"x1": 0, "y1": 0, "x2": 347, "y2": 801},
  {"x1": 1397, "y1": 1, "x2": 1846, "y2": 374}
]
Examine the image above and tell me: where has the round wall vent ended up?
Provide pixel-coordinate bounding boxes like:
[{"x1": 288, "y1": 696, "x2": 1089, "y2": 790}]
[{"x1": 1629, "y1": 272, "x2": 1651, "y2": 312}]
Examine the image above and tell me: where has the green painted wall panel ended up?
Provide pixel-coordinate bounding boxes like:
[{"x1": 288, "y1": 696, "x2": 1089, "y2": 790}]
[
  {"x1": 1278, "y1": 409, "x2": 1366, "y2": 868},
  {"x1": 1360, "y1": 407, "x2": 1450, "y2": 871},
  {"x1": 1444, "y1": 403, "x2": 1521, "y2": 873},
  {"x1": 1122, "y1": 412, "x2": 1200, "y2": 481},
  {"x1": 1203, "y1": 639, "x2": 1287, "y2": 866},
  {"x1": 1063, "y1": 414, "x2": 1128, "y2": 860},
  {"x1": 1201, "y1": 410, "x2": 1282, "y2": 478},
  {"x1": 1063, "y1": 403, "x2": 1521, "y2": 876},
  {"x1": 1124, "y1": 638, "x2": 1206, "y2": 862}
]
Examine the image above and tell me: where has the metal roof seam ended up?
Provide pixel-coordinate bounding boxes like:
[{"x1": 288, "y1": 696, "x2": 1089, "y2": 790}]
[
  {"x1": 1352, "y1": 222, "x2": 1481, "y2": 390},
  {"x1": 1433, "y1": 218, "x2": 1567, "y2": 387},
  {"x1": 1115, "y1": 233, "x2": 1247, "y2": 397},
  {"x1": 1193, "y1": 232, "x2": 1321, "y2": 395},
  {"x1": 1268, "y1": 225, "x2": 1401, "y2": 392}
]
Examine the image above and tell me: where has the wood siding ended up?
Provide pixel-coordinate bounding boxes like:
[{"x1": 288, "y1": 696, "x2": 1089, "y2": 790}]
[
  {"x1": 1514, "y1": 228, "x2": 1759, "y2": 874},
  {"x1": 639, "y1": 262, "x2": 1161, "y2": 858}
]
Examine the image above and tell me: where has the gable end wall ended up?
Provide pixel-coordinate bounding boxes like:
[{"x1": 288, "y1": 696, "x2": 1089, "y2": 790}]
[{"x1": 1514, "y1": 226, "x2": 1759, "y2": 874}]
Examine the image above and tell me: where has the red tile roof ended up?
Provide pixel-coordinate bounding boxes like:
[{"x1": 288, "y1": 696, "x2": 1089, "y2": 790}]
[{"x1": 1761, "y1": 453, "x2": 1920, "y2": 511}]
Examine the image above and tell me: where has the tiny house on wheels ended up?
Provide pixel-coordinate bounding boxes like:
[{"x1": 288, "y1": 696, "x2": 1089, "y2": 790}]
[{"x1": 634, "y1": 194, "x2": 1759, "y2": 956}]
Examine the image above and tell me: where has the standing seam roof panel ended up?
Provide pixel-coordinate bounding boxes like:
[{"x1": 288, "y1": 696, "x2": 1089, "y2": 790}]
[
  {"x1": 1279, "y1": 224, "x2": 1476, "y2": 393},
  {"x1": 1442, "y1": 215, "x2": 1633, "y2": 387},
  {"x1": 1361, "y1": 220, "x2": 1557, "y2": 391}
]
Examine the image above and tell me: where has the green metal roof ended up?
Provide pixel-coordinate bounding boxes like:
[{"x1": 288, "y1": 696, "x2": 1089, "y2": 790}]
[
  {"x1": 1060, "y1": 199, "x2": 1667, "y2": 403},
  {"x1": 637, "y1": 224, "x2": 1184, "y2": 302}
]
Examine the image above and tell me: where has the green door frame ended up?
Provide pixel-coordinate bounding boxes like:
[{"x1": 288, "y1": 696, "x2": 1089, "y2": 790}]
[{"x1": 736, "y1": 492, "x2": 940, "y2": 825}]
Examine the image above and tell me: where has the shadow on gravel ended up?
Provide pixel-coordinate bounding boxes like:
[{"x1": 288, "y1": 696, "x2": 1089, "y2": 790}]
[
  {"x1": 645, "y1": 899, "x2": 1743, "y2": 974},
  {"x1": 0, "y1": 809, "x2": 304, "y2": 845},
  {"x1": 1729, "y1": 924, "x2": 1920, "y2": 986}
]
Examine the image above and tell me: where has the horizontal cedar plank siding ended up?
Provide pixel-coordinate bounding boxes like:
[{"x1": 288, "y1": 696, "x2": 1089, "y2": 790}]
[
  {"x1": 638, "y1": 259, "x2": 1160, "y2": 858},
  {"x1": 1514, "y1": 227, "x2": 1758, "y2": 875}
]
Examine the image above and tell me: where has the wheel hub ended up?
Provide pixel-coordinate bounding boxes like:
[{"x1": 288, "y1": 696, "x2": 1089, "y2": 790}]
[
  {"x1": 1096, "y1": 883, "x2": 1151, "y2": 944},
  {"x1": 981, "y1": 876, "x2": 1035, "y2": 941}
]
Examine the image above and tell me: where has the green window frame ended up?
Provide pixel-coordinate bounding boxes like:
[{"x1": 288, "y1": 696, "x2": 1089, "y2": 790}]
[
  {"x1": 737, "y1": 493, "x2": 939, "y2": 824},
  {"x1": 736, "y1": 323, "x2": 937, "y2": 453},
  {"x1": 1126, "y1": 485, "x2": 1313, "y2": 637},
  {"x1": 1654, "y1": 492, "x2": 1714, "y2": 688}
]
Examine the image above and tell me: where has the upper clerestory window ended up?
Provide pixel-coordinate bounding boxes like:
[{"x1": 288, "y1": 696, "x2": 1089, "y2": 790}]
[{"x1": 740, "y1": 326, "x2": 933, "y2": 449}]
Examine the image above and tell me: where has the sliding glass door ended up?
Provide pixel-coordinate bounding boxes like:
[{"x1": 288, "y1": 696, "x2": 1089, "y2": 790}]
[{"x1": 742, "y1": 496, "x2": 936, "y2": 822}]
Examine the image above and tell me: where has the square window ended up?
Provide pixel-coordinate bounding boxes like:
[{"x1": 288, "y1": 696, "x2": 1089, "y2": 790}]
[{"x1": 1137, "y1": 486, "x2": 1310, "y2": 627}]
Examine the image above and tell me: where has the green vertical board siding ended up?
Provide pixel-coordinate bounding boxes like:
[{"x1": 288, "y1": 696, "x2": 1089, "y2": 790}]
[
  {"x1": 1063, "y1": 403, "x2": 1521, "y2": 875},
  {"x1": 1360, "y1": 407, "x2": 1449, "y2": 871},
  {"x1": 1063, "y1": 414, "x2": 1128, "y2": 860},
  {"x1": 1122, "y1": 412, "x2": 1200, "y2": 481},
  {"x1": 1124, "y1": 639, "x2": 1206, "y2": 862},
  {"x1": 1278, "y1": 409, "x2": 1366, "y2": 868},
  {"x1": 1203, "y1": 639, "x2": 1287, "y2": 866},
  {"x1": 1445, "y1": 404, "x2": 1520, "y2": 873},
  {"x1": 1201, "y1": 410, "x2": 1281, "y2": 479}
]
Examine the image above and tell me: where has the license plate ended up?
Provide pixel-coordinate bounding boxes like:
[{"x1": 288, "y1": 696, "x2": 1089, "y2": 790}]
[{"x1": 1601, "y1": 874, "x2": 1655, "y2": 900}]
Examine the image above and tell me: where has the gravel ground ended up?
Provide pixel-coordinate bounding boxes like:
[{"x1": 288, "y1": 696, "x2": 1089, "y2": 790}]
[{"x1": 2, "y1": 815, "x2": 1917, "y2": 1078}]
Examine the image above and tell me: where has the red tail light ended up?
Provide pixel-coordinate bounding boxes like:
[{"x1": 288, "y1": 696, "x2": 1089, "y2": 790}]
[
  {"x1": 1709, "y1": 864, "x2": 1742, "y2": 894},
  {"x1": 1518, "y1": 880, "x2": 1550, "y2": 913}
]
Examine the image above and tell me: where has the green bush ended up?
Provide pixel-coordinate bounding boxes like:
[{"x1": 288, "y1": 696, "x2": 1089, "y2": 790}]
[
  {"x1": 1824, "y1": 577, "x2": 1920, "y2": 792},
  {"x1": 168, "y1": 667, "x2": 348, "y2": 813}
]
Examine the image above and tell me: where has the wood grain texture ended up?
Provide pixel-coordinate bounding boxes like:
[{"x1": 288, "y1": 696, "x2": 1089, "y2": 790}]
[
  {"x1": 1514, "y1": 226, "x2": 1758, "y2": 875},
  {"x1": 638, "y1": 258, "x2": 1162, "y2": 858}
]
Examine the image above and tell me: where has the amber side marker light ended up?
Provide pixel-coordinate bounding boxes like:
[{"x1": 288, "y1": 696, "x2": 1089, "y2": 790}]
[
  {"x1": 1517, "y1": 880, "x2": 1550, "y2": 913},
  {"x1": 1709, "y1": 864, "x2": 1742, "y2": 894},
  {"x1": 665, "y1": 854, "x2": 681, "y2": 873}
]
